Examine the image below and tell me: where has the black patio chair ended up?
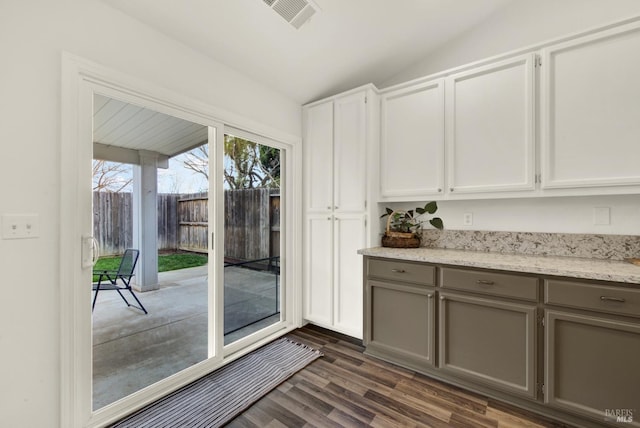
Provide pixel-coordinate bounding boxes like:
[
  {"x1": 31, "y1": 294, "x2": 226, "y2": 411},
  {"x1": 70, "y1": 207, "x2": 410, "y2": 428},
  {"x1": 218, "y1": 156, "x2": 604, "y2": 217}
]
[{"x1": 92, "y1": 249, "x2": 148, "y2": 314}]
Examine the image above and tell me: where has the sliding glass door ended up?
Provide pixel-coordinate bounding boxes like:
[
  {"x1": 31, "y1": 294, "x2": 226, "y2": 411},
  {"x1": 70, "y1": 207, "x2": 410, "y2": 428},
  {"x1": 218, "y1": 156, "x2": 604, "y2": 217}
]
[
  {"x1": 221, "y1": 133, "x2": 283, "y2": 346},
  {"x1": 61, "y1": 62, "x2": 298, "y2": 427},
  {"x1": 91, "y1": 95, "x2": 215, "y2": 410}
]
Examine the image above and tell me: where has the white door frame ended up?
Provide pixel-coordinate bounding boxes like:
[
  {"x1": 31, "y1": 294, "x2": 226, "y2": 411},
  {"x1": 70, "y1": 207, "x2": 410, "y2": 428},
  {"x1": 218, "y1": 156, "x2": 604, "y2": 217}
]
[
  {"x1": 60, "y1": 53, "x2": 302, "y2": 428},
  {"x1": 221, "y1": 126, "x2": 297, "y2": 357}
]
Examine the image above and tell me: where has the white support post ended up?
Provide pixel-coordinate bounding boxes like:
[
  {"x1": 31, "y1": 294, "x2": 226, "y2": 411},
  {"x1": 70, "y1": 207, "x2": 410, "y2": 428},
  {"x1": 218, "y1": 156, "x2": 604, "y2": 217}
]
[{"x1": 132, "y1": 150, "x2": 159, "y2": 291}]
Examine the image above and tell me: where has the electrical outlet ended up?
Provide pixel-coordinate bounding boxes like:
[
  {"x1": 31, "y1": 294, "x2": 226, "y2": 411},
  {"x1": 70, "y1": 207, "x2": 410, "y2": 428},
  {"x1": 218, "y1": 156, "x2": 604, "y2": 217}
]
[
  {"x1": 463, "y1": 213, "x2": 473, "y2": 226},
  {"x1": 1, "y1": 214, "x2": 39, "y2": 239}
]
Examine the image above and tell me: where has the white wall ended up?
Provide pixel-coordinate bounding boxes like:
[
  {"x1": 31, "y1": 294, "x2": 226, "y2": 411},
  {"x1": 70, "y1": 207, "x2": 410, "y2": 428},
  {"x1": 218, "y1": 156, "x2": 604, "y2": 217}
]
[
  {"x1": 0, "y1": 1, "x2": 301, "y2": 427},
  {"x1": 386, "y1": 195, "x2": 640, "y2": 235},
  {"x1": 380, "y1": 0, "x2": 640, "y2": 236},
  {"x1": 384, "y1": 0, "x2": 640, "y2": 86}
]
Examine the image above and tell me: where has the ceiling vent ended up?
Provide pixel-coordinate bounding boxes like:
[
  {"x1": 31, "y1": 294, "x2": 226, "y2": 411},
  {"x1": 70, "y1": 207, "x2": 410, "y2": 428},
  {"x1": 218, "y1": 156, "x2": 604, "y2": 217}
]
[{"x1": 262, "y1": 0, "x2": 319, "y2": 29}]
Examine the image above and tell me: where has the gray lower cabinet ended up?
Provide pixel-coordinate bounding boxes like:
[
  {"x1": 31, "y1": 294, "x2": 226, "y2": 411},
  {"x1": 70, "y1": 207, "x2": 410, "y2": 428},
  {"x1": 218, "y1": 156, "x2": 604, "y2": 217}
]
[
  {"x1": 438, "y1": 291, "x2": 537, "y2": 398},
  {"x1": 365, "y1": 280, "x2": 436, "y2": 369},
  {"x1": 544, "y1": 278, "x2": 640, "y2": 427},
  {"x1": 545, "y1": 310, "x2": 640, "y2": 426},
  {"x1": 363, "y1": 256, "x2": 640, "y2": 428},
  {"x1": 364, "y1": 258, "x2": 436, "y2": 370}
]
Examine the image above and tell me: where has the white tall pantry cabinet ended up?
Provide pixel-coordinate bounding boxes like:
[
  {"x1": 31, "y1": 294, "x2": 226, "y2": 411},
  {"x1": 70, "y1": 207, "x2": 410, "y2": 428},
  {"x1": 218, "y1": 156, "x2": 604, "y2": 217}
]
[{"x1": 303, "y1": 86, "x2": 378, "y2": 339}]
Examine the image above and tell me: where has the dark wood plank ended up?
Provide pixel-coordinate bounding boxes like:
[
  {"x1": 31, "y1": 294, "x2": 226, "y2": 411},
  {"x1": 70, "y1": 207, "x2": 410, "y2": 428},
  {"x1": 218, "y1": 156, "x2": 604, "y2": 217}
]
[
  {"x1": 312, "y1": 358, "x2": 395, "y2": 394},
  {"x1": 326, "y1": 382, "x2": 431, "y2": 427},
  {"x1": 236, "y1": 401, "x2": 275, "y2": 427},
  {"x1": 268, "y1": 388, "x2": 342, "y2": 428},
  {"x1": 363, "y1": 389, "x2": 452, "y2": 427},
  {"x1": 319, "y1": 346, "x2": 366, "y2": 368},
  {"x1": 326, "y1": 408, "x2": 370, "y2": 428},
  {"x1": 396, "y1": 377, "x2": 489, "y2": 415},
  {"x1": 223, "y1": 414, "x2": 260, "y2": 428},
  {"x1": 486, "y1": 399, "x2": 569, "y2": 427},
  {"x1": 394, "y1": 378, "x2": 497, "y2": 426},
  {"x1": 293, "y1": 379, "x2": 375, "y2": 424},
  {"x1": 276, "y1": 382, "x2": 334, "y2": 415},
  {"x1": 253, "y1": 396, "x2": 307, "y2": 427}
]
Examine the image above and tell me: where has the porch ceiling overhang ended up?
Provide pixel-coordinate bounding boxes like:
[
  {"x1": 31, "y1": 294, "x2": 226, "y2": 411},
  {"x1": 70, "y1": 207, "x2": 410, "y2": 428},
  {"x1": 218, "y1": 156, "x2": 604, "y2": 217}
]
[{"x1": 93, "y1": 94, "x2": 208, "y2": 165}]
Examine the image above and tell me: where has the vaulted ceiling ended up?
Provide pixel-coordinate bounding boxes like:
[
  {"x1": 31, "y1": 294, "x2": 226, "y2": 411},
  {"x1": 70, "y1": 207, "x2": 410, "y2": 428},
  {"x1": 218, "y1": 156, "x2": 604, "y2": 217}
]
[{"x1": 102, "y1": 0, "x2": 513, "y2": 104}]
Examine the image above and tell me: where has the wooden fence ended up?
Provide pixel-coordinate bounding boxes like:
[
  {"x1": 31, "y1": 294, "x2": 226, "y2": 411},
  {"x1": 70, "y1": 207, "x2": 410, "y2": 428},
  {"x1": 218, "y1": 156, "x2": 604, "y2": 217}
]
[
  {"x1": 224, "y1": 189, "x2": 271, "y2": 261},
  {"x1": 157, "y1": 193, "x2": 182, "y2": 252},
  {"x1": 93, "y1": 192, "x2": 133, "y2": 256},
  {"x1": 93, "y1": 190, "x2": 279, "y2": 261},
  {"x1": 177, "y1": 192, "x2": 209, "y2": 253}
]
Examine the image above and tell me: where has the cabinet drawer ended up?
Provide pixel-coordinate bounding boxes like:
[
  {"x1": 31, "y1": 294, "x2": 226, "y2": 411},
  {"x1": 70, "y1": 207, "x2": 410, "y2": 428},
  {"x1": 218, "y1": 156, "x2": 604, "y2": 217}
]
[
  {"x1": 367, "y1": 258, "x2": 436, "y2": 286},
  {"x1": 545, "y1": 279, "x2": 640, "y2": 318},
  {"x1": 441, "y1": 267, "x2": 538, "y2": 301}
]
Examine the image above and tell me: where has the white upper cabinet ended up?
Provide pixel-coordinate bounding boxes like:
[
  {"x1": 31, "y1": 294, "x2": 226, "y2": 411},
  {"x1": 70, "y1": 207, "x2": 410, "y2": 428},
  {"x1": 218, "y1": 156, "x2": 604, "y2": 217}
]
[
  {"x1": 375, "y1": 17, "x2": 640, "y2": 200},
  {"x1": 446, "y1": 54, "x2": 536, "y2": 194},
  {"x1": 334, "y1": 92, "x2": 367, "y2": 213},
  {"x1": 304, "y1": 101, "x2": 333, "y2": 212},
  {"x1": 303, "y1": 92, "x2": 367, "y2": 212},
  {"x1": 540, "y1": 21, "x2": 640, "y2": 189},
  {"x1": 380, "y1": 80, "x2": 445, "y2": 199}
]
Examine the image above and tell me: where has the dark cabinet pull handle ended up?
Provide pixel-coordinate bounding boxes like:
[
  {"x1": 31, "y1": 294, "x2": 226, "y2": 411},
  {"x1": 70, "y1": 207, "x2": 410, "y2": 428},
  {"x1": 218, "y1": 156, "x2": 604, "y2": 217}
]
[
  {"x1": 476, "y1": 279, "x2": 495, "y2": 285},
  {"x1": 391, "y1": 269, "x2": 406, "y2": 273},
  {"x1": 600, "y1": 296, "x2": 626, "y2": 303}
]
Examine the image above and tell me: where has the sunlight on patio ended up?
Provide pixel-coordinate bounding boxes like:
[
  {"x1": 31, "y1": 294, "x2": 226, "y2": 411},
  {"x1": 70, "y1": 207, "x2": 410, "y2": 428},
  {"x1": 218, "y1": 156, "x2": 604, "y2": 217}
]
[{"x1": 92, "y1": 264, "x2": 279, "y2": 409}]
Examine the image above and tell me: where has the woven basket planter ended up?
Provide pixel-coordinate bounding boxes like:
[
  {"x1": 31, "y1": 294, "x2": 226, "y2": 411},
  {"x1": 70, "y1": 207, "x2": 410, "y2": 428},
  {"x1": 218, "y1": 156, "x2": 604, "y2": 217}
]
[
  {"x1": 381, "y1": 234, "x2": 420, "y2": 248},
  {"x1": 381, "y1": 211, "x2": 421, "y2": 248}
]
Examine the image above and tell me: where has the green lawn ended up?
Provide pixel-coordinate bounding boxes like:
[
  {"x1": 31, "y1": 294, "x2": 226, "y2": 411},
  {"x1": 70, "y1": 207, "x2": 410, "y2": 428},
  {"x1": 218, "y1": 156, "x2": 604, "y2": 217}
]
[{"x1": 93, "y1": 252, "x2": 207, "y2": 281}]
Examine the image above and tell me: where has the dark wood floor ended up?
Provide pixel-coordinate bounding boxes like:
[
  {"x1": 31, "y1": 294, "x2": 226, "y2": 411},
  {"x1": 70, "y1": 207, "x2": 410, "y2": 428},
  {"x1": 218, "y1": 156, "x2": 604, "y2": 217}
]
[{"x1": 226, "y1": 325, "x2": 569, "y2": 428}]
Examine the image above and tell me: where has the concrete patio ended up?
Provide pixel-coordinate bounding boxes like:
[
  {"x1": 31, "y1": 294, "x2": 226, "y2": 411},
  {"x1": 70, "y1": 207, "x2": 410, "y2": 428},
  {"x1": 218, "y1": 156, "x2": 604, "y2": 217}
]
[{"x1": 92, "y1": 264, "x2": 279, "y2": 410}]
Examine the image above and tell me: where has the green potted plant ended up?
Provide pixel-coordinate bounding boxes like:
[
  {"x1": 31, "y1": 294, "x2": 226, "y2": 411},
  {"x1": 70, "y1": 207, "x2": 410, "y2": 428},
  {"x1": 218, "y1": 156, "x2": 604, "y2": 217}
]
[{"x1": 380, "y1": 201, "x2": 443, "y2": 248}]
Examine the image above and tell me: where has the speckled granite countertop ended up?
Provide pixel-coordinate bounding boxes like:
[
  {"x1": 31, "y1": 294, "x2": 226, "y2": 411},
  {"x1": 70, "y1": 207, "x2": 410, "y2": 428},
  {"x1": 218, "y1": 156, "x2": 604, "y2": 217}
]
[{"x1": 358, "y1": 247, "x2": 640, "y2": 285}]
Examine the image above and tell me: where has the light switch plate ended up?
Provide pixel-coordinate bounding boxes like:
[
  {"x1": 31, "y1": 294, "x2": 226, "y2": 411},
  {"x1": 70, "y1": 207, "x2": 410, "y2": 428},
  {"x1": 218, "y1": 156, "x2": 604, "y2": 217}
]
[
  {"x1": 1, "y1": 214, "x2": 39, "y2": 239},
  {"x1": 593, "y1": 207, "x2": 610, "y2": 225}
]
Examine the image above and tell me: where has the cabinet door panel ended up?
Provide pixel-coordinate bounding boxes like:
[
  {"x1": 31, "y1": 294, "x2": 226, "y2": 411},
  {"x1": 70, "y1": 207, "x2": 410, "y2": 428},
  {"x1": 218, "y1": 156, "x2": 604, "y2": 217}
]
[
  {"x1": 304, "y1": 102, "x2": 333, "y2": 212},
  {"x1": 380, "y1": 80, "x2": 445, "y2": 198},
  {"x1": 333, "y1": 214, "x2": 365, "y2": 338},
  {"x1": 304, "y1": 215, "x2": 333, "y2": 326},
  {"x1": 541, "y1": 22, "x2": 640, "y2": 189},
  {"x1": 334, "y1": 92, "x2": 367, "y2": 212},
  {"x1": 447, "y1": 54, "x2": 535, "y2": 193},
  {"x1": 439, "y1": 292, "x2": 537, "y2": 398},
  {"x1": 545, "y1": 310, "x2": 640, "y2": 425},
  {"x1": 367, "y1": 280, "x2": 435, "y2": 368}
]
